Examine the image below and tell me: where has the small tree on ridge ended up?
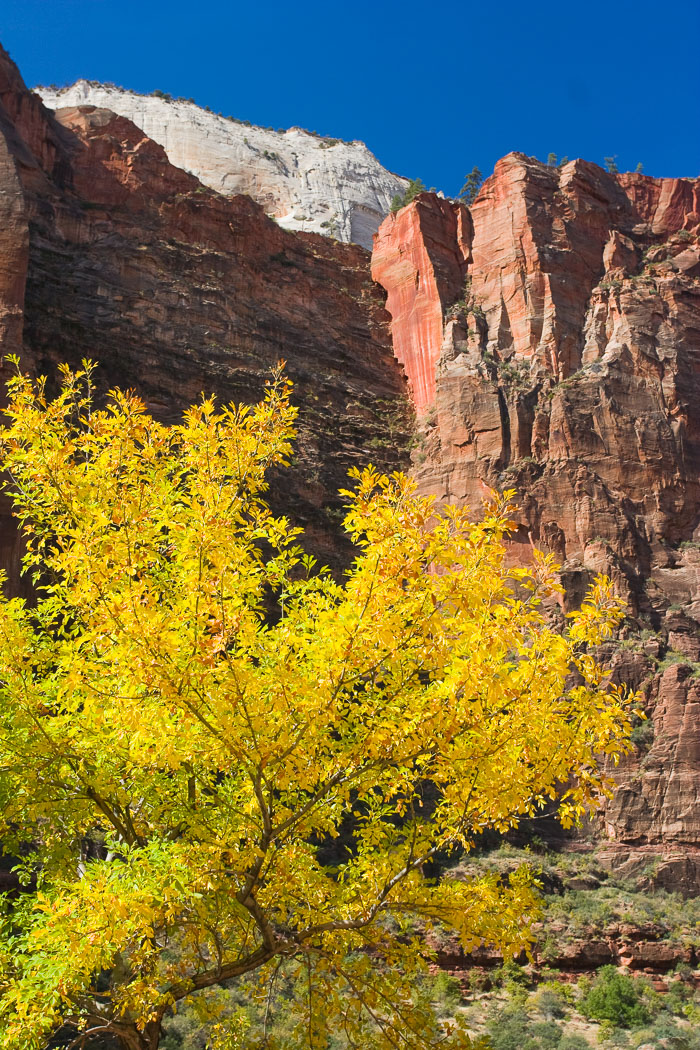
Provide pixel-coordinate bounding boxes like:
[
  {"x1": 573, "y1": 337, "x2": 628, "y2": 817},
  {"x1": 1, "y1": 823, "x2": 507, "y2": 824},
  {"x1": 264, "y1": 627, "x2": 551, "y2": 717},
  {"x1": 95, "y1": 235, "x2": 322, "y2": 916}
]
[{"x1": 459, "y1": 166, "x2": 483, "y2": 205}]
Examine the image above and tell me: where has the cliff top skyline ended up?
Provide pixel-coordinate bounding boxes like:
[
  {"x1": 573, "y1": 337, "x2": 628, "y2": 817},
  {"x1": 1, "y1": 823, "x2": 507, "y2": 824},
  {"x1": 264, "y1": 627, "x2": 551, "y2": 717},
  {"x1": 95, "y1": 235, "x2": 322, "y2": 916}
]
[{"x1": 3, "y1": 0, "x2": 699, "y2": 197}]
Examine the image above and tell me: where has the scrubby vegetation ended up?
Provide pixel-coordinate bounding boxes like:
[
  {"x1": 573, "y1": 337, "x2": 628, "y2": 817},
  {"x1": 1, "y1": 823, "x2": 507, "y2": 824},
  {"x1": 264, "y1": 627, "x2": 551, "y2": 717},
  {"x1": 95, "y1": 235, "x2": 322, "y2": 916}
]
[
  {"x1": 390, "y1": 177, "x2": 428, "y2": 212},
  {"x1": 155, "y1": 839, "x2": 700, "y2": 1047},
  {"x1": 159, "y1": 955, "x2": 700, "y2": 1049}
]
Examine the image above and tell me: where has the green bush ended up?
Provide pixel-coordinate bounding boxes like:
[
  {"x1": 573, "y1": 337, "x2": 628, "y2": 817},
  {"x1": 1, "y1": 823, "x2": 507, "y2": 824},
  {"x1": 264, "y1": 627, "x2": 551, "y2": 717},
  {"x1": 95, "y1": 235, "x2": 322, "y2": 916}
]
[
  {"x1": 558, "y1": 1036, "x2": 591, "y2": 1050},
  {"x1": 485, "y1": 1005, "x2": 534, "y2": 1050},
  {"x1": 579, "y1": 966, "x2": 652, "y2": 1028},
  {"x1": 530, "y1": 1019, "x2": 563, "y2": 1047},
  {"x1": 664, "y1": 977, "x2": 694, "y2": 1014},
  {"x1": 429, "y1": 971, "x2": 463, "y2": 1011},
  {"x1": 630, "y1": 718, "x2": 654, "y2": 750},
  {"x1": 534, "y1": 987, "x2": 568, "y2": 1019}
]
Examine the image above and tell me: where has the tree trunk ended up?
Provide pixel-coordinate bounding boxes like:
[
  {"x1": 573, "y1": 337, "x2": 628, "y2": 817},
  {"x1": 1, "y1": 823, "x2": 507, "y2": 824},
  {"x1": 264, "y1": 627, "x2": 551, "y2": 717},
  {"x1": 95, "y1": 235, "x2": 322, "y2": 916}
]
[{"x1": 113, "y1": 1019, "x2": 161, "y2": 1050}]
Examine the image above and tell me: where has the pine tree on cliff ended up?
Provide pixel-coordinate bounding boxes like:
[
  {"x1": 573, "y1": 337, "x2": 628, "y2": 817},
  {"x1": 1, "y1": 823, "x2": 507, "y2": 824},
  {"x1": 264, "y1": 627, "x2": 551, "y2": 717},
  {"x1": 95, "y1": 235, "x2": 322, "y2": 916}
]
[
  {"x1": 459, "y1": 165, "x2": 483, "y2": 205},
  {"x1": 390, "y1": 177, "x2": 427, "y2": 212}
]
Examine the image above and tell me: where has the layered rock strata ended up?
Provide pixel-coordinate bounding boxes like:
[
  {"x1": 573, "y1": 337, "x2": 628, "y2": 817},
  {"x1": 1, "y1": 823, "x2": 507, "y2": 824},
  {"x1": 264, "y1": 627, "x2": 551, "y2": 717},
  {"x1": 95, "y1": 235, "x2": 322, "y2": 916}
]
[
  {"x1": 372, "y1": 157, "x2": 700, "y2": 611},
  {"x1": 371, "y1": 156, "x2": 700, "y2": 870},
  {"x1": 433, "y1": 921, "x2": 700, "y2": 977},
  {"x1": 0, "y1": 45, "x2": 410, "y2": 579},
  {"x1": 37, "y1": 81, "x2": 409, "y2": 248}
]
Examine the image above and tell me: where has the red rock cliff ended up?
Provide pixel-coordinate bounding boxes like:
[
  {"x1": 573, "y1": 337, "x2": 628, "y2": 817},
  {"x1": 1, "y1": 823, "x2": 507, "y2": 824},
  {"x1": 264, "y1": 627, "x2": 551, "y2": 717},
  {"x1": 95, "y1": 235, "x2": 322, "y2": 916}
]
[
  {"x1": 371, "y1": 153, "x2": 700, "y2": 870},
  {"x1": 371, "y1": 196, "x2": 471, "y2": 413},
  {"x1": 372, "y1": 154, "x2": 700, "y2": 602},
  {"x1": 0, "y1": 44, "x2": 410, "y2": 578}
]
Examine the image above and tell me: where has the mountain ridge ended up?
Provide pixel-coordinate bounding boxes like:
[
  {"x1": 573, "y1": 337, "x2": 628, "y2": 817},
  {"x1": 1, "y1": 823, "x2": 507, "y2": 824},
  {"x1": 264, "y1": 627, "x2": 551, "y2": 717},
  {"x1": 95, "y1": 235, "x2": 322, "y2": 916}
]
[{"x1": 36, "y1": 79, "x2": 409, "y2": 248}]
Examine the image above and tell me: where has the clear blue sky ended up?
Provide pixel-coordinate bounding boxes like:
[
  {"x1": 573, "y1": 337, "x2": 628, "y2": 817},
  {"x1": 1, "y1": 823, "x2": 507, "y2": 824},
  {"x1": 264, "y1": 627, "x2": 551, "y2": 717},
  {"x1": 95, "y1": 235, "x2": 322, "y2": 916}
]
[{"x1": 3, "y1": 0, "x2": 699, "y2": 195}]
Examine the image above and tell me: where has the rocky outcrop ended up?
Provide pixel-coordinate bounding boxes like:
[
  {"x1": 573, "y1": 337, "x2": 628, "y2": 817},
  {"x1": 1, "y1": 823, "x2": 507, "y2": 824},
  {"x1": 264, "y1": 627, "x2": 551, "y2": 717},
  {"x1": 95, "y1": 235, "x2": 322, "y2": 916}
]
[
  {"x1": 606, "y1": 664, "x2": 700, "y2": 849},
  {"x1": 432, "y1": 922, "x2": 698, "y2": 977},
  {"x1": 371, "y1": 153, "x2": 700, "y2": 871},
  {"x1": 616, "y1": 171, "x2": 700, "y2": 237},
  {"x1": 36, "y1": 81, "x2": 408, "y2": 249},
  {"x1": 0, "y1": 45, "x2": 410, "y2": 580},
  {"x1": 372, "y1": 154, "x2": 700, "y2": 612},
  {"x1": 371, "y1": 196, "x2": 471, "y2": 413}
]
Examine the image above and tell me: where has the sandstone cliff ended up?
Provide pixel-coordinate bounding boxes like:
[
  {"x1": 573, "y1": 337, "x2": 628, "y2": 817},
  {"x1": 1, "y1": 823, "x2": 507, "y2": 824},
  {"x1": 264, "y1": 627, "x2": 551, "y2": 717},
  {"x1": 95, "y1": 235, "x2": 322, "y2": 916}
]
[
  {"x1": 371, "y1": 196, "x2": 471, "y2": 413},
  {"x1": 36, "y1": 81, "x2": 408, "y2": 249},
  {"x1": 371, "y1": 157, "x2": 700, "y2": 874},
  {"x1": 5, "y1": 40, "x2": 700, "y2": 893},
  {"x1": 0, "y1": 45, "x2": 410, "y2": 580},
  {"x1": 372, "y1": 157, "x2": 700, "y2": 609}
]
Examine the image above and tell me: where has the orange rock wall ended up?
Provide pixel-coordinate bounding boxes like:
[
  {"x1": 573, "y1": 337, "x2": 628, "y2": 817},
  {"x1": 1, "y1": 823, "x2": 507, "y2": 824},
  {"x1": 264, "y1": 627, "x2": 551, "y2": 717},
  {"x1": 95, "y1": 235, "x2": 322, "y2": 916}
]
[
  {"x1": 372, "y1": 155, "x2": 700, "y2": 597},
  {"x1": 371, "y1": 154, "x2": 700, "y2": 867},
  {"x1": 371, "y1": 196, "x2": 470, "y2": 414}
]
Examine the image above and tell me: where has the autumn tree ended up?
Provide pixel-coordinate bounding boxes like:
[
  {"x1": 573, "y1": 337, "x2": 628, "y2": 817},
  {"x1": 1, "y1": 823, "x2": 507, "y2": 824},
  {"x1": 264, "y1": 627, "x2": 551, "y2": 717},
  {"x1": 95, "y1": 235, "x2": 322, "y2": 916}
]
[{"x1": 0, "y1": 362, "x2": 633, "y2": 1050}]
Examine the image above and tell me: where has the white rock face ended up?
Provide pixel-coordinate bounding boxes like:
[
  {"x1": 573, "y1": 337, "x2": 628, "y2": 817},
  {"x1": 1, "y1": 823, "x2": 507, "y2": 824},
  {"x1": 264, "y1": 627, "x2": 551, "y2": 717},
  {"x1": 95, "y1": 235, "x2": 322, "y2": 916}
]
[{"x1": 37, "y1": 81, "x2": 408, "y2": 249}]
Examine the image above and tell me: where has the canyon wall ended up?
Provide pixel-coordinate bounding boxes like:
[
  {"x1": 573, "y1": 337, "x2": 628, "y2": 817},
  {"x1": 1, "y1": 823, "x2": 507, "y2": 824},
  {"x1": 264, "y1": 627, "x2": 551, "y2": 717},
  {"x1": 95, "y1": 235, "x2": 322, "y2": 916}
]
[
  {"x1": 372, "y1": 157, "x2": 700, "y2": 608},
  {"x1": 36, "y1": 81, "x2": 409, "y2": 249},
  {"x1": 0, "y1": 45, "x2": 410, "y2": 578},
  {"x1": 371, "y1": 158, "x2": 700, "y2": 875},
  {"x1": 5, "y1": 40, "x2": 700, "y2": 886}
]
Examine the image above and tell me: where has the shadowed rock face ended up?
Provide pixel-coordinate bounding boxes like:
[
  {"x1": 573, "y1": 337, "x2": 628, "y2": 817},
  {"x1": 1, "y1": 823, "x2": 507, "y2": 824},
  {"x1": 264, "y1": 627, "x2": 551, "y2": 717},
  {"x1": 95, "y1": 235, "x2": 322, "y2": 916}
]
[
  {"x1": 0, "y1": 107, "x2": 27, "y2": 359},
  {"x1": 607, "y1": 665, "x2": 700, "y2": 848},
  {"x1": 0, "y1": 45, "x2": 410, "y2": 578},
  {"x1": 371, "y1": 155, "x2": 700, "y2": 872}
]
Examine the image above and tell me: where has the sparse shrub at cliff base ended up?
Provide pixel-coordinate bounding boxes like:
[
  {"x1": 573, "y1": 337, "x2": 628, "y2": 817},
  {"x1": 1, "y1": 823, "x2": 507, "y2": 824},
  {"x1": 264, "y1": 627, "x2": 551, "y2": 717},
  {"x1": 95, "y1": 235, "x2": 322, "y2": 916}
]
[
  {"x1": 558, "y1": 1037, "x2": 590, "y2": 1050},
  {"x1": 0, "y1": 361, "x2": 634, "y2": 1050}
]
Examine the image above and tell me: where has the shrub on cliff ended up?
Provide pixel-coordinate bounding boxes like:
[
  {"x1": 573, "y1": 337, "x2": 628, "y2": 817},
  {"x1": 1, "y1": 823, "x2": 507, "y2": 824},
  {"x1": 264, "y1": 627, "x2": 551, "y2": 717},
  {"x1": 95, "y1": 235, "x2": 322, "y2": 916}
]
[
  {"x1": 390, "y1": 176, "x2": 427, "y2": 212},
  {"x1": 0, "y1": 361, "x2": 633, "y2": 1050}
]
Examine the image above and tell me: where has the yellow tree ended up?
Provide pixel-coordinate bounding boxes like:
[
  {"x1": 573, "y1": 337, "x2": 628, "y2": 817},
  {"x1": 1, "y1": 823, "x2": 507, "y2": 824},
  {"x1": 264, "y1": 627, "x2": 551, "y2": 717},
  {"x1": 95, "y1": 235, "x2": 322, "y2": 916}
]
[{"x1": 0, "y1": 362, "x2": 632, "y2": 1050}]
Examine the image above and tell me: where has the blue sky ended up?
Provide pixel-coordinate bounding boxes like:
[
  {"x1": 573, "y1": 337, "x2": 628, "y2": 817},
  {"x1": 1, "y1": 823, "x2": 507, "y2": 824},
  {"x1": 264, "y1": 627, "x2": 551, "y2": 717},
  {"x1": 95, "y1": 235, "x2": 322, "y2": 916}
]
[{"x1": 3, "y1": 0, "x2": 699, "y2": 195}]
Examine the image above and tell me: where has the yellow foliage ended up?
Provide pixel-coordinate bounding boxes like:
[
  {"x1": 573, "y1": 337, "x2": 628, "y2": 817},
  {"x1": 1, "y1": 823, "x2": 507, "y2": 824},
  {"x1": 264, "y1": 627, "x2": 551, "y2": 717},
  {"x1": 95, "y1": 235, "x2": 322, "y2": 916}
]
[{"x1": 0, "y1": 361, "x2": 634, "y2": 1049}]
